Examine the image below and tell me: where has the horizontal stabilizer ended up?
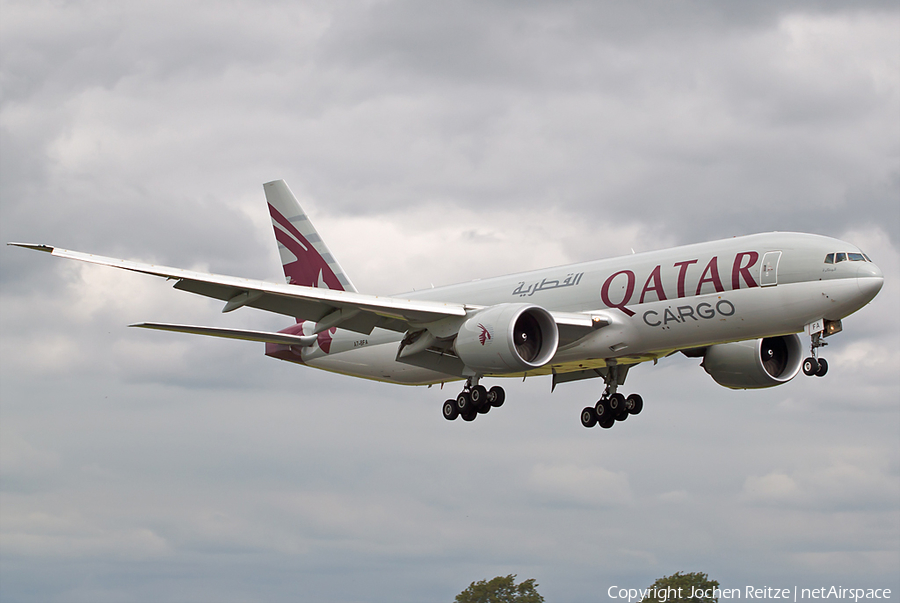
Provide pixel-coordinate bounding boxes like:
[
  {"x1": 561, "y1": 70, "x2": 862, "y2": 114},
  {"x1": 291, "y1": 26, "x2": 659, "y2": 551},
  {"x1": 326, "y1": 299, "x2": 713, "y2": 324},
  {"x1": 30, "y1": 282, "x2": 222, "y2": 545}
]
[
  {"x1": 7, "y1": 242, "x2": 54, "y2": 253},
  {"x1": 130, "y1": 322, "x2": 318, "y2": 346}
]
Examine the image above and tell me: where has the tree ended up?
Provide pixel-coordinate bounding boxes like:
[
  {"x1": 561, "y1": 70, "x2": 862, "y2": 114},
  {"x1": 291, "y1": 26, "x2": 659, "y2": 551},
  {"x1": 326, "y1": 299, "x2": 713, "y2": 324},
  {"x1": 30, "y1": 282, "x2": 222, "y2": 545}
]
[
  {"x1": 641, "y1": 571, "x2": 721, "y2": 603},
  {"x1": 454, "y1": 574, "x2": 544, "y2": 603}
]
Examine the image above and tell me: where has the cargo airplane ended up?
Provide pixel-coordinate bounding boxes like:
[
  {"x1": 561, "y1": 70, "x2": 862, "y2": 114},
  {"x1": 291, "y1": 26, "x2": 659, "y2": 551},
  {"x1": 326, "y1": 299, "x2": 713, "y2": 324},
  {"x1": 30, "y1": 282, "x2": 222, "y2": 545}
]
[{"x1": 10, "y1": 181, "x2": 884, "y2": 429}]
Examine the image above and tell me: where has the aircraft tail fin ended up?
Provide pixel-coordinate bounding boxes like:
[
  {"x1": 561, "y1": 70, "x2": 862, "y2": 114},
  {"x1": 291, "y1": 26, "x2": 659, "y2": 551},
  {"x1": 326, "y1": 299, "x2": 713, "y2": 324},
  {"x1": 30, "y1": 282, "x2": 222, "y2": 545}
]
[{"x1": 263, "y1": 180, "x2": 357, "y2": 293}]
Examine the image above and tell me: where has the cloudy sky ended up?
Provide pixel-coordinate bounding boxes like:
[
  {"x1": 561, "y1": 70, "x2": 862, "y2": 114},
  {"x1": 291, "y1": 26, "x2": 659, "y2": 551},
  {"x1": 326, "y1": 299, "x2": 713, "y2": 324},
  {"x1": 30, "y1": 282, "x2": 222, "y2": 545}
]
[{"x1": 1, "y1": 1, "x2": 898, "y2": 601}]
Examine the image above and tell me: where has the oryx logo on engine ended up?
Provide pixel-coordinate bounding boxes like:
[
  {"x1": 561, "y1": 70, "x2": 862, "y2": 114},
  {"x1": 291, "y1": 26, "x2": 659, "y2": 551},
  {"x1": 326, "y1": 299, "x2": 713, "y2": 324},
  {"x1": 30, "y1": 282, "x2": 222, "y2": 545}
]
[{"x1": 477, "y1": 323, "x2": 492, "y2": 346}]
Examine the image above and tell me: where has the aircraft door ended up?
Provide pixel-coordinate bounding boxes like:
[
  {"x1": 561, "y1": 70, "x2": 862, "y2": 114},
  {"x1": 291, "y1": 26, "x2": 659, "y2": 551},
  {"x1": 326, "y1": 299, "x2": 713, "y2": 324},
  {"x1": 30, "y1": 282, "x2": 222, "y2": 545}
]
[{"x1": 760, "y1": 251, "x2": 781, "y2": 287}]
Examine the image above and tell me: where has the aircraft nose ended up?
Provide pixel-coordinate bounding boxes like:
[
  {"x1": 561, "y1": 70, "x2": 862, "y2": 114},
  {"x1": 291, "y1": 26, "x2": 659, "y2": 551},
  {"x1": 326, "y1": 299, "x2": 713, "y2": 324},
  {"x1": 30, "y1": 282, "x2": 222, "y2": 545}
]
[{"x1": 857, "y1": 262, "x2": 884, "y2": 301}]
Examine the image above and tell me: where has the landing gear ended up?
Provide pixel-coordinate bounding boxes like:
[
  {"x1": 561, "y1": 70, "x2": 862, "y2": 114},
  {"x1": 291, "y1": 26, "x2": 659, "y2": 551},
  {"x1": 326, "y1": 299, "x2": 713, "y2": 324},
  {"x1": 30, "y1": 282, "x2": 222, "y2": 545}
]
[
  {"x1": 594, "y1": 396, "x2": 616, "y2": 425},
  {"x1": 469, "y1": 385, "x2": 488, "y2": 406},
  {"x1": 442, "y1": 376, "x2": 506, "y2": 422},
  {"x1": 442, "y1": 399, "x2": 459, "y2": 421},
  {"x1": 625, "y1": 393, "x2": 643, "y2": 415},
  {"x1": 584, "y1": 391, "x2": 642, "y2": 428},
  {"x1": 580, "y1": 407, "x2": 597, "y2": 428},
  {"x1": 456, "y1": 391, "x2": 474, "y2": 413},
  {"x1": 582, "y1": 365, "x2": 644, "y2": 430},
  {"x1": 802, "y1": 356, "x2": 828, "y2": 377},
  {"x1": 803, "y1": 332, "x2": 829, "y2": 378},
  {"x1": 441, "y1": 368, "x2": 641, "y2": 430},
  {"x1": 802, "y1": 357, "x2": 817, "y2": 376}
]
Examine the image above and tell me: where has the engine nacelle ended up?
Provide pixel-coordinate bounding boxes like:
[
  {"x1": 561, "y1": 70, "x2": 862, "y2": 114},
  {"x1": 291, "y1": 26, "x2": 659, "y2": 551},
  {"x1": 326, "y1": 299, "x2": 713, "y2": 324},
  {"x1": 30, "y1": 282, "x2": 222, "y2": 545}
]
[
  {"x1": 454, "y1": 304, "x2": 559, "y2": 374},
  {"x1": 702, "y1": 334, "x2": 804, "y2": 389}
]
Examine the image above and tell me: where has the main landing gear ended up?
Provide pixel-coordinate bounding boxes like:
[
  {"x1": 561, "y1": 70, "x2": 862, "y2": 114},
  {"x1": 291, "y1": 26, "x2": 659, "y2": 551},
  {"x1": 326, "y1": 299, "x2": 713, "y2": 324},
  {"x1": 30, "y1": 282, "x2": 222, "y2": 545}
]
[
  {"x1": 580, "y1": 391, "x2": 643, "y2": 429},
  {"x1": 802, "y1": 332, "x2": 828, "y2": 377},
  {"x1": 580, "y1": 364, "x2": 643, "y2": 430},
  {"x1": 442, "y1": 377, "x2": 506, "y2": 422}
]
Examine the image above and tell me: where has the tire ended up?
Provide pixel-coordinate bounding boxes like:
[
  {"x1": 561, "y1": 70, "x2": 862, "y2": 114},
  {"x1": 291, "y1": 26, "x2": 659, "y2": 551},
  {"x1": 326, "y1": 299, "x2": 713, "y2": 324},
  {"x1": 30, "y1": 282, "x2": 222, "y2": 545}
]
[
  {"x1": 802, "y1": 357, "x2": 818, "y2": 376},
  {"x1": 581, "y1": 407, "x2": 598, "y2": 428},
  {"x1": 470, "y1": 385, "x2": 488, "y2": 407},
  {"x1": 461, "y1": 411, "x2": 477, "y2": 422},
  {"x1": 608, "y1": 393, "x2": 626, "y2": 417},
  {"x1": 442, "y1": 400, "x2": 459, "y2": 420},
  {"x1": 815, "y1": 357, "x2": 828, "y2": 377},
  {"x1": 477, "y1": 402, "x2": 491, "y2": 415},
  {"x1": 456, "y1": 392, "x2": 472, "y2": 413},
  {"x1": 488, "y1": 386, "x2": 506, "y2": 408},
  {"x1": 594, "y1": 398, "x2": 611, "y2": 420},
  {"x1": 599, "y1": 416, "x2": 615, "y2": 429},
  {"x1": 626, "y1": 393, "x2": 643, "y2": 415}
]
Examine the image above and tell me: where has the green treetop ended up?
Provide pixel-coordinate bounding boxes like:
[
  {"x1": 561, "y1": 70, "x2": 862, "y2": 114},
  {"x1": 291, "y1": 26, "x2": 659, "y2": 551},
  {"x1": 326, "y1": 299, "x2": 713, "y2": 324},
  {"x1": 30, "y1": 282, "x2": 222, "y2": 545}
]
[
  {"x1": 454, "y1": 574, "x2": 544, "y2": 603},
  {"x1": 641, "y1": 571, "x2": 721, "y2": 603}
]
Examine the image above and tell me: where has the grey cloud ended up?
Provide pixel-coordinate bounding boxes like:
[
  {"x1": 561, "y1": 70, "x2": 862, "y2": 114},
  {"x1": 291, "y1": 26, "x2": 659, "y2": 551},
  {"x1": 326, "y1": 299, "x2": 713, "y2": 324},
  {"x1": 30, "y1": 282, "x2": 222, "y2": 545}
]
[{"x1": 1, "y1": 1, "x2": 898, "y2": 601}]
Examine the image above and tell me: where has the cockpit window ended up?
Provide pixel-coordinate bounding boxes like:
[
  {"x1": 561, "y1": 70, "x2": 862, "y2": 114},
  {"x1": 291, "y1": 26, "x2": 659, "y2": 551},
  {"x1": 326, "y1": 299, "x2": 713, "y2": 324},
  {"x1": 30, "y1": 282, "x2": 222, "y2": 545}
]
[{"x1": 827, "y1": 251, "x2": 870, "y2": 264}]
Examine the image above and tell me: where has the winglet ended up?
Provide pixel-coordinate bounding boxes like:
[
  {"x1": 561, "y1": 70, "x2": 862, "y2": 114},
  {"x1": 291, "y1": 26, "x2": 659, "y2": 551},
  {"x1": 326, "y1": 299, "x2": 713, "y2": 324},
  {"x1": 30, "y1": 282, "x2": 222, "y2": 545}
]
[{"x1": 7, "y1": 242, "x2": 55, "y2": 253}]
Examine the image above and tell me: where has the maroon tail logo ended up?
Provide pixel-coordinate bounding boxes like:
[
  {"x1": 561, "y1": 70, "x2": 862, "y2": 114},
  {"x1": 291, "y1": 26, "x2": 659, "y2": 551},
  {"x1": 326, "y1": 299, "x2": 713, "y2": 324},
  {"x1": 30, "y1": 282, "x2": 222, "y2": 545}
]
[
  {"x1": 269, "y1": 205, "x2": 343, "y2": 291},
  {"x1": 478, "y1": 323, "x2": 492, "y2": 346},
  {"x1": 269, "y1": 205, "x2": 343, "y2": 353}
]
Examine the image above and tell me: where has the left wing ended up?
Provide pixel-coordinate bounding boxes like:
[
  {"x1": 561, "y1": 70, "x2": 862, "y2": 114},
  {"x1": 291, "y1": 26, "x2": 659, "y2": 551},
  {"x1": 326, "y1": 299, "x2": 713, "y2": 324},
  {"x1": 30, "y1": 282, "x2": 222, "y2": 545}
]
[
  {"x1": 9, "y1": 243, "x2": 601, "y2": 341},
  {"x1": 10, "y1": 243, "x2": 467, "y2": 334}
]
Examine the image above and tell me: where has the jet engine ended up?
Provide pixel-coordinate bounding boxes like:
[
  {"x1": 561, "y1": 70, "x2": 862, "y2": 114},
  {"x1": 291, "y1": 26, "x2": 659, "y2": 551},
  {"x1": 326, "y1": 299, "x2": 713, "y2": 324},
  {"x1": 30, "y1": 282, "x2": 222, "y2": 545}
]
[
  {"x1": 454, "y1": 303, "x2": 559, "y2": 374},
  {"x1": 702, "y1": 334, "x2": 804, "y2": 389}
]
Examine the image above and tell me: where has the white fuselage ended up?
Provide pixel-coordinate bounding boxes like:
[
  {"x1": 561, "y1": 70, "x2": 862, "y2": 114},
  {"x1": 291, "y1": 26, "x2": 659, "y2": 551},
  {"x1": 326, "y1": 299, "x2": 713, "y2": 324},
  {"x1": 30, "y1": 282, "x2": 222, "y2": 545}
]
[{"x1": 276, "y1": 232, "x2": 882, "y2": 385}]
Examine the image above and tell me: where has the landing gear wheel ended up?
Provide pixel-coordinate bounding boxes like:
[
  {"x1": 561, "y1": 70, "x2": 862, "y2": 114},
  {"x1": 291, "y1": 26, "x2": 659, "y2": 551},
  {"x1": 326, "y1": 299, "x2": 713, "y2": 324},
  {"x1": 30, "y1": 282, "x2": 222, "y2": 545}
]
[
  {"x1": 607, "y1": 393, "x2": 626, "y2": 416},
  {"x1": 470, "y1": 385, "x2": 488, "y2": 407},
  {"x1": 815, "y1": 357, "x2": 828, "y2": 377},
  {"x1": 442, "y1": 400, "x2": 459, "y2": 421},
  {"x1": 594, "y1": 398, "x2": 612, "y2": 421},
  {"x1": 487, "y1": 386, "x2": 506, "y2": 408},
  {"x1": 626, "y1": 393, "x2": 643, "y2": 415},
  {"x1": 802, "y1": 357, "x2": 818, "y2": 376},
  {"x1": 580, "y1": 407, "x2": 598, "y2": 428},
  {"x1": 456, "y1": 391, "x2": 473, "y2": 413},
  {"x1": 599, "y1": 416, "x2": 615, "y2": 429},
  {"x1": 477, "y1": 402, "x2": 491, "y2": 415},
  {"x1": 461, "y1": 411, "x2": 477, "y2": 422}
]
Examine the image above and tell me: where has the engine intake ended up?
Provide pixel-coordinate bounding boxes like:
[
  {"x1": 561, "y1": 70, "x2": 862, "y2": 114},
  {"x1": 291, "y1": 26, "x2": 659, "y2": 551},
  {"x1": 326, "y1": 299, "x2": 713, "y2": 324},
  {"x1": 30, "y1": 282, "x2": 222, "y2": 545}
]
[
  {"x1": 702, "y1": 334, "x2": 803, "y2": 389},
  {"x1": 454, "y1": 304, "x2": 559, "y2": 374}
]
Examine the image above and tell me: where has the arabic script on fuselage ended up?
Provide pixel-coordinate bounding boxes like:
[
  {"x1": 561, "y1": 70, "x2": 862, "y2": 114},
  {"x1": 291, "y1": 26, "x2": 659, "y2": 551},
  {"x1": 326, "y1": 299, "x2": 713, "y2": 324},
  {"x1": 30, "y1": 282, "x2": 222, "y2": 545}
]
[{"x1": 512, "y1": 272, "x2": 585, "y2": 297}]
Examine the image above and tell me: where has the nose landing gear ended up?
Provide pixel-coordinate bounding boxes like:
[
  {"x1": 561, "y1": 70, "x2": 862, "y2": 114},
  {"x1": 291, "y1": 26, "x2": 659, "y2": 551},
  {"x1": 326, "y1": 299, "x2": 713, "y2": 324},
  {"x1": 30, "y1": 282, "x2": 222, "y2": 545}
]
[{"x1": 802, "y1": 331, "x2": 828, "y2": 377}]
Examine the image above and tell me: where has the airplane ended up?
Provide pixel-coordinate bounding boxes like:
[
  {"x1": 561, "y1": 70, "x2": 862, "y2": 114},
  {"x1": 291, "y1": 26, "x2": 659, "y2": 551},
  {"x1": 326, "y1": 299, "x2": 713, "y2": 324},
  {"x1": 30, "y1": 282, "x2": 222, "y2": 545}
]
[{"x1": 9, "y1": 180, "x2": 884, "y2": 429}]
